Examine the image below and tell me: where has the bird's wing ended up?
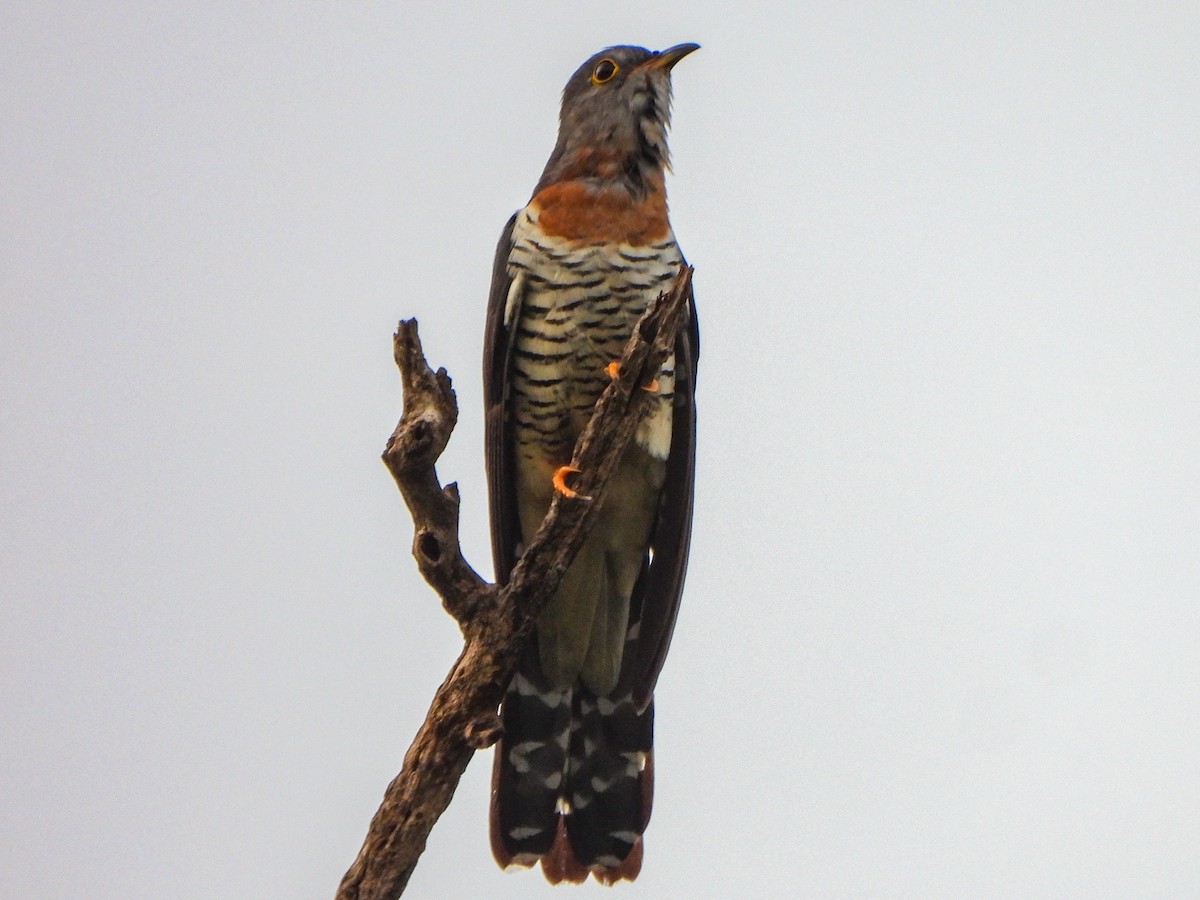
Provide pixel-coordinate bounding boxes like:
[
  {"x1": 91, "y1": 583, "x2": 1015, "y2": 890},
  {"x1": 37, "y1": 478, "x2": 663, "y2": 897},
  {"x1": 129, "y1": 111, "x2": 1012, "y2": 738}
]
[
  {"x1": 484, "y1": 213, "x2": 521, "y2": 584},
  {"x1": 629, "y1": 283, "x2": 699, "y2": 711}
]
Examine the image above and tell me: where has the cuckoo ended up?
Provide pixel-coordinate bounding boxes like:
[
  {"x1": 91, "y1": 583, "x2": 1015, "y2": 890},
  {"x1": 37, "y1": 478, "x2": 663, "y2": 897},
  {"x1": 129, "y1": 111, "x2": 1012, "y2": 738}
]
[{"x1": 483, "y1": 43, "x2": 699, "y2": 884}]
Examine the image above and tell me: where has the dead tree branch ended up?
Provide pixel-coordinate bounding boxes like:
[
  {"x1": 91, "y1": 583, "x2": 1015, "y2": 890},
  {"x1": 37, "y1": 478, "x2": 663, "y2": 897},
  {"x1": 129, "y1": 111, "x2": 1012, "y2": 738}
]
[{"x1": 336, "y1": 266, "x2": 693, "y2": 900}]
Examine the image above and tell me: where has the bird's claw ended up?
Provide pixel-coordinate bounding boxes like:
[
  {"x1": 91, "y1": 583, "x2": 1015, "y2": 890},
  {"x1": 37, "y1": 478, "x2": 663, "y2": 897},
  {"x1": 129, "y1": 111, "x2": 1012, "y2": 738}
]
[
  {"x1": 606, "y1": 360, "x2": 659, "y2": 393},
  {"x1": 552, "y1": 465, "x2": 592, "y2": 500}
]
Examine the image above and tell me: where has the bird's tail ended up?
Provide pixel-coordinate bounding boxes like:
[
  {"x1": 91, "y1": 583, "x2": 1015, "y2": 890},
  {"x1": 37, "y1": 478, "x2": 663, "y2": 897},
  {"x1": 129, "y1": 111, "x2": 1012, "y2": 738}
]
[{"x1": 490, "y1": 643, "x2": 654, "y2": 884}]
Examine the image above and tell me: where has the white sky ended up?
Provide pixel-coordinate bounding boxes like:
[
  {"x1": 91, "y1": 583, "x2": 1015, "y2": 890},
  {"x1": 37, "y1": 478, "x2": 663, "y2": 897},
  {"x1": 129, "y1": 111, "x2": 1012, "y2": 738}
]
[{"x1": 3, "y1": 3, "x2": 1198, "y2": 898}]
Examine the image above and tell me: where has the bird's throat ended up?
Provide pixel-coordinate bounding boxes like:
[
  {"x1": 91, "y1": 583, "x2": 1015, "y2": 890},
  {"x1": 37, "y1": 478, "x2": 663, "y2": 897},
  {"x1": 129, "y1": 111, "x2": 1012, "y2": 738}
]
[{"x1": 529, "y1": 175, "x2": 670, "y2": 245}]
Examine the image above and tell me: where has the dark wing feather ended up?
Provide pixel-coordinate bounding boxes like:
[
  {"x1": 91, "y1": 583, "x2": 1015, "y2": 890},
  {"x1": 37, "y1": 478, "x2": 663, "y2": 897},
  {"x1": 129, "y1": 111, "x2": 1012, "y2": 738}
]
[
  {"x1": 629, "y1": 283, "x2": 699, "y2": 711},
  {"x1": 484, "y1": 213, "x2": 520, "y2": 585}
]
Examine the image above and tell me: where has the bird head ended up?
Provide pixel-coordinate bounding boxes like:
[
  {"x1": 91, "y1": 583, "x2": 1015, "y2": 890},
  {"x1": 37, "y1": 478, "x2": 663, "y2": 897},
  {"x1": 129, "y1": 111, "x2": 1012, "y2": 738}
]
[{"x1": 536, "y1": 43, "x2": 699, "y2": 195}]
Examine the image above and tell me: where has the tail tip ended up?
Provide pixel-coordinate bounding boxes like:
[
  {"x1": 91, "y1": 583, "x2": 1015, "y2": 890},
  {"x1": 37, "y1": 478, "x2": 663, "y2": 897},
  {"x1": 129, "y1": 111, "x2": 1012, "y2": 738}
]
[
  {"x1": 592, "y1": 836, "x2": 644, "y2": 885},
  {"x1": 541, "y1": 817, "x2": 590, "y2": 884}
]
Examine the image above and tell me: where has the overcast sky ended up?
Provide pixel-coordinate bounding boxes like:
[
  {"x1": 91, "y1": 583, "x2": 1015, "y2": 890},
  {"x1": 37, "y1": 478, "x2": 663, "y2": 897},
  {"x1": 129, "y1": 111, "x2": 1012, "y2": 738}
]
[{"x1": 3, "y1": 3, "x2": 1198, "y2": 898}]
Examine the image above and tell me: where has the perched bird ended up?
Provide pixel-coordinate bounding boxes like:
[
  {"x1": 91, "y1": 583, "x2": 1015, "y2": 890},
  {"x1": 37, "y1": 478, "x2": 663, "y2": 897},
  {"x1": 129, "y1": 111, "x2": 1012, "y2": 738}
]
[{"x1": 483, "y1": 44, "x2": 699, "y2": 884}]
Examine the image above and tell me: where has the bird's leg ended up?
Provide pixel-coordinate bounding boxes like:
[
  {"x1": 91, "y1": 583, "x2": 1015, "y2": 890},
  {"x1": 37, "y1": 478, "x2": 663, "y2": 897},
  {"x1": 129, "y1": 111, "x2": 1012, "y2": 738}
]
[
  {"x1": 605, "y1": 360, "x2": 659, "y2": 393},
  {"x1": 552, "y1": 465, "x2": 592, "y2": 501}
]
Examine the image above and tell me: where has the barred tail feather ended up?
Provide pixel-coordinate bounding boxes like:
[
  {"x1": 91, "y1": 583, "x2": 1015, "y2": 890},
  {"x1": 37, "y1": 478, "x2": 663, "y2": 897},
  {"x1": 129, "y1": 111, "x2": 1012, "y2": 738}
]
[
  {"x1": 491, "y1": 647, "x2": 655, "y2": 884},
  {"x1": 490, "y1": 650, "x2": 571, "y2": 867},
  {"x1": 565, "y1": 690, "x2": 653, "y2": 871}
]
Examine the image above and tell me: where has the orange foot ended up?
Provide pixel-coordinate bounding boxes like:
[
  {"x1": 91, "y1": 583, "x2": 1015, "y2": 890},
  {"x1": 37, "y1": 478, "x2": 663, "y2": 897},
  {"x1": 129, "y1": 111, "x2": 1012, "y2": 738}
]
[
  {"x1": 552, "y1": 465, "x2": 592, "y2": 501},
  {"x1": 606, "y1": 360, "x2": 659, "y2": 393}
]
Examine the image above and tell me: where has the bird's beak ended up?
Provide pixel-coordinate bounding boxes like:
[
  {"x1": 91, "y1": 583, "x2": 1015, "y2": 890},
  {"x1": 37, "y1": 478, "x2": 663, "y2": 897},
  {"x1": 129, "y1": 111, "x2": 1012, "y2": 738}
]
[{"x1": 645, "y1": 43, "x2": 700, "y2": 71}]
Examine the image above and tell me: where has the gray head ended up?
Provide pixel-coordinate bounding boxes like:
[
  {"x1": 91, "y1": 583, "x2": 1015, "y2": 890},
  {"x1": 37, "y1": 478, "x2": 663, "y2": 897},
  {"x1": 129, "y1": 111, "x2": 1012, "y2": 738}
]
[{"x1": 535, "y1": 43, "x2": 699, "y2": 195}]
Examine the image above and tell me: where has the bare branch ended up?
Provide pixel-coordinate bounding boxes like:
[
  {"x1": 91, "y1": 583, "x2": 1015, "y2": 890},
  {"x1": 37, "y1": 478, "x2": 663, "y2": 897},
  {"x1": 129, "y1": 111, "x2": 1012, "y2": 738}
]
[
  {"x1": 337, "y1": 266, "x2": 693, "y2": 900},
  {"x1": 381, "y1": 321, "x2": 490, "y2": 624}
]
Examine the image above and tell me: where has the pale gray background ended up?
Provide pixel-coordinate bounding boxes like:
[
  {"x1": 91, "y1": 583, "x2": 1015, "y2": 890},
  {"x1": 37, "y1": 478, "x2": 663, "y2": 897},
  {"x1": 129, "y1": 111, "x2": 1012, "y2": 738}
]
[{"x1": 3, "y1": 3, "x2": 1197, "y2": 898}]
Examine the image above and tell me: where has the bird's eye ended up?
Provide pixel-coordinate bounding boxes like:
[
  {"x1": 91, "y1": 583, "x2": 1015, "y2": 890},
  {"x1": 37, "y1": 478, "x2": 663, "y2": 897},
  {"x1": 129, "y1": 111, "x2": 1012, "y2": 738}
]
[{"x1": 590, "y1": 58, "x2": 619, "y2": 85}]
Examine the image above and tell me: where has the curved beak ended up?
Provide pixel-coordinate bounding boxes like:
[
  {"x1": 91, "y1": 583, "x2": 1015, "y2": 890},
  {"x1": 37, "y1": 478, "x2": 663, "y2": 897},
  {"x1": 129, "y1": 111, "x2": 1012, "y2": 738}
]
[{"x1": 646, "y1": 42, "x2": 700, "y2": 71}]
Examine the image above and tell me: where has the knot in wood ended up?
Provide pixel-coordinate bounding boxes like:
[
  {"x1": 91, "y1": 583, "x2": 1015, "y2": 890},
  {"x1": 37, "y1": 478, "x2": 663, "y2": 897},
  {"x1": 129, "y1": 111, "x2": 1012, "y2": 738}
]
[{"x1": 465, "y1": 711, "x2": 503, "y2": 749}]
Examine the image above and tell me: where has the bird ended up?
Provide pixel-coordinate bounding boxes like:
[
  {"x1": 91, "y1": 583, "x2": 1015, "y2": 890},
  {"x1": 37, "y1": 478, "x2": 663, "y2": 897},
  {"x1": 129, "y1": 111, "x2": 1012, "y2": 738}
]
[{"x1": 482, "y1": 43, "x2": 699, "y2": 884}]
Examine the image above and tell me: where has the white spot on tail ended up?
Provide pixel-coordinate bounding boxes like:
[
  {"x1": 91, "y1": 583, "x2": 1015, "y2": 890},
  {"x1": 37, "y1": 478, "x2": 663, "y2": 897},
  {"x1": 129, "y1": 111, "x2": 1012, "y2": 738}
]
[
  {"x1": 590, "y1": 775, "x2": 619, "y2": 793},
  {"x1": 596, "y1": 694, "x2": 631, "y2": 716},
  {"x1": 508, "y1": 740, "x2": 543, "y2": 773},
  {"x1": 508, "y1": 826, "x2": 545, "y2": 841},
  {"x1": 570, "y1": 791, "x2": 592, "y2": 810}
]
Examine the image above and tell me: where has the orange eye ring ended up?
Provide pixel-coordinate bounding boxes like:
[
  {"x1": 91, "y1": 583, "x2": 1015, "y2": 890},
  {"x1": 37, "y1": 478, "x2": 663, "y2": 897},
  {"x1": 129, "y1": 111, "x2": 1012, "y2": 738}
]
[{"x1": 590, "y1": 58, "x2": 619, "y2": 85}]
